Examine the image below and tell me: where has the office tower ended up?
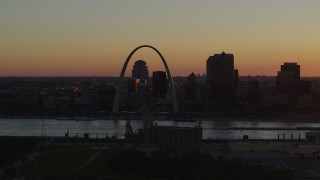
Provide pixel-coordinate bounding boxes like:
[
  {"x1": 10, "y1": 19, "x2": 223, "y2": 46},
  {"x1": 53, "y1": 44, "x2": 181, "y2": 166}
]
[
  {"x1": 276, "y1": 62, "x2": 300, "y2": 95},
  {"x1": 127, "y1": 78, "x2": 139, "y2": 95},
  {"x1": 280, "y1": 62, "x2": 300, "y2": 82},
  {"x1": 206, "y1": 52, "x2": 238, "y2": 100},
  {"x1": 299, "y1": 80, "x2": 311, "y2": 95},
  {"x1": 132, "y1": 60, "x2": 149, "y2": 84},
  {"x1": 152, "y1": 71, "x2": 168, "y2": 99},
  {"x1": 276, "y1": 62, "x2": 302, "y2": 105}
]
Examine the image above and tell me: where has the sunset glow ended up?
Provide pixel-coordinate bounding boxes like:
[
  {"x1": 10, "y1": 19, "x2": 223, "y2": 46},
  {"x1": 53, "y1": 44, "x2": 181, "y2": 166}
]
[{"x1": 1, "y1": 0, "x2": 320, "y2": 77}]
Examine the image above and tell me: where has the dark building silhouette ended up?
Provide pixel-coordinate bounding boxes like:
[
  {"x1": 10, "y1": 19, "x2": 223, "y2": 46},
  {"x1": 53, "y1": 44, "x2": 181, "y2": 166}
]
[
  {"x1": 127, "y1": 78, "x2": 139, "y2": 95},
  {"x1": 143, "y1": 126, "x2": 202, "y2": 155},
  {"x1": 152, "y1": 71, "x2": 168, "y2": 99},
  {"x1": 0, "y1": 90, "x2": 16, "y2": 105},
  {"x1": 206, "y1": 52, "x2": 238, "y2": 102},
  {"x1": 136, "y1": 83, "x2": 150, "y2": 104},
  {"x1": 187, "y1": 72, "x2": 197, "y2": 84},
  {"x1": 16, "y1": 87, "x2": 39, "y2": 105},
  {"x1": 129, "y1": 60, "x2": 151, "y2": 106},
  {"x1": 132, "y1": 60, "x2": 149, "y2": 84},
  {"x1": 276, "y1": 62, "x2": 311, "y2": 105},
  {"x1": 247, "y1": 79, "x2": 261, "y2": 105},
  {"x1": 96, "y1": 84, "x2": 115, "y2": 110},
  {"x1": 280, "y1": 62, "x2": 300, "y2": 82},
  {"x1": 234, "y1": 69, "x2": 239, "y2": 91},
  {"x1": 138, "y1": 112, "x2": 202, "y2": 155},
  {"x1": 276, "y1": 62, "x2": 300, "y2": 104},
  {"x1": 77, "y1": 82, "x2": 94, "y2": 105},
  {"x1": 180, "y1": 72, "x2": 206, "y2": 111},
  {"x1": 299, "y1": 80, "x2": 311, "y2": 95}
]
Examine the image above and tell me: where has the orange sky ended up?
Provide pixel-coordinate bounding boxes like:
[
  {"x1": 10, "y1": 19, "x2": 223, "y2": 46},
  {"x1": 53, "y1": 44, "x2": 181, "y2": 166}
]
[{"x1": 1, "y1": 1, "x2": 320, "y2": 77}]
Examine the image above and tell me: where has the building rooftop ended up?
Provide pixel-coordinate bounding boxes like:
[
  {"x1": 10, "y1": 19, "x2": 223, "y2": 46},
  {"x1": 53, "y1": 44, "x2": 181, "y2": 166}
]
[
  {"x1": 134, "y1": 60, "x2": 147, "y2": 65},
  {"x1": 212, "y1": 52, "x2": 234, "y2": 58}
]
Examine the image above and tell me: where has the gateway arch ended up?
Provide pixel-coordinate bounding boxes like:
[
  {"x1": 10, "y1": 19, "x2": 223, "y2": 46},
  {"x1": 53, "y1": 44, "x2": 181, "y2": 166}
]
[{"x1": 112, "y1": 45, "x2": 178, "y2": 113}]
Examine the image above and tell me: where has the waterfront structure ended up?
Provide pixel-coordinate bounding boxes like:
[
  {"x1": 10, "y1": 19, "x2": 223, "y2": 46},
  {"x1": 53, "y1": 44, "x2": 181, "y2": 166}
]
[
  {"x1": 228, "y1": 141, "x2": 320, "y2": 159},
  {"x1": 137, "y1": 111, "x2": 202, "y2": 155},
  {"x1": 152, "y1": 71, "x2": 168, "y2": 99},
  {"x1": 206, "y1": 52, "x2": 238, "y2": 101},
  {"x1": 112, "y1": 45, "x2": 178, "y2": 113},
  {"x1": 306, "y1": 131, "x2": 320, "y2": 144},
  {"x1": 143, "y1": 126, "x2": 202, "y2": 155},
  {"x1": 132, "y1": 60, "x2": 149, "y2": 84}
]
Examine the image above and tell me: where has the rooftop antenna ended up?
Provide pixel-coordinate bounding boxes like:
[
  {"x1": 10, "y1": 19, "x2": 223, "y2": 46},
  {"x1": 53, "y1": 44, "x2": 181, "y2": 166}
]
[{"x1": 297, "y1": 54, "x2": 300, "y2": 65}]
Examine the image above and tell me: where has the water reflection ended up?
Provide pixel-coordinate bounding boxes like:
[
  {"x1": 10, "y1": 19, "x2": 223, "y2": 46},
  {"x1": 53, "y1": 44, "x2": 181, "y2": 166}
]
[{"x1": 0, "y1": 118, "x2": 319, "y2": 139}]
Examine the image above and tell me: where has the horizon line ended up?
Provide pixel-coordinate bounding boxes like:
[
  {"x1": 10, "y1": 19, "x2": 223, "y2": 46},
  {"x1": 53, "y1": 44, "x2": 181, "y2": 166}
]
[{"x1": 1, "y1": 75, "x2": 319, "y2": 78}]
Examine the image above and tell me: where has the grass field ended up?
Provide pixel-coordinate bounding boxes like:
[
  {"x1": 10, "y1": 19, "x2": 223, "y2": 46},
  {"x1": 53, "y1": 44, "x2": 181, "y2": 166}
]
[
  {"x1": 14, "y1": 141, "x2": 293, "y2": 179},
  {"x1": 19, "y1": 143, "x2": 116, "y2": 179}
]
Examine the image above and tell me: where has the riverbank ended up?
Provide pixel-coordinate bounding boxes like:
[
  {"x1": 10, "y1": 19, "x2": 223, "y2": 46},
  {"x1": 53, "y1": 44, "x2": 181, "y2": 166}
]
[
  {"x1": 0, "y1": 115, "x2": 320, "y2": 123},
  {"x1": 1, "y1": 104, "x2": 320, "y2": 122}
]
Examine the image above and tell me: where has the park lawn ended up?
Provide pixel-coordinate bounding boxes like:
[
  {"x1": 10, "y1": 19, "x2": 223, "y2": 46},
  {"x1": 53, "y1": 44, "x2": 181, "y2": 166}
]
[
  {"x1": 67, "y1": 144, "x2": 122, "y2": 176},
  {"x1": 19, "y1": 148, "x2": 96, "y2": 179},
  {"x1": 68, "y1": 149, "x2": 114, "y2": 176}
]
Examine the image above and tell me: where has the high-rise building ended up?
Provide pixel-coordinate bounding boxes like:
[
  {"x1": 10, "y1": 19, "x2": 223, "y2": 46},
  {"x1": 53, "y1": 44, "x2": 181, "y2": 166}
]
[
  {"x1": 132, "y1": 60, "x2": 149, "y2": 84},
  {"x1": 276, "y1": 62, "x2": 311, "y2": 105},
  {"x1": 152, "y1": 71, "x2": 168, "y2": 99},
  {"x1": 276, "y1": 63, "x2": 300, "y2": 98},
  {"x1": 127, "y1": 78, "x2": 139, "y2": 95},
  {"x1": 206, "y1": 52, "x2": 238, "y2": 100},
  {"x1": 280, "y1": 62, "x2": 300, "y2": 82}
]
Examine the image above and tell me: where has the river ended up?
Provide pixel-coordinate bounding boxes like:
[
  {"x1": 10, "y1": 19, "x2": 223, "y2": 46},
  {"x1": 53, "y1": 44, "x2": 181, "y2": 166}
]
[{"x1": 0, "y1": 118, "x2": 319, "y2": 139}]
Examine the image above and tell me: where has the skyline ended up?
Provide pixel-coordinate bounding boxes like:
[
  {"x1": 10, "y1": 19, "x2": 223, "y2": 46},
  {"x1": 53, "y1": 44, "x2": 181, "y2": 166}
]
[{"x1": 1, "y1": 1, "x2": 320, "y2": 77}]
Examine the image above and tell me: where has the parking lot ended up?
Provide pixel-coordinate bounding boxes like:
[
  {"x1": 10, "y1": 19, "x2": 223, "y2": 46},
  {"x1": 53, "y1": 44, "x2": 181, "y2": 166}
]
[{"x1": 202, "y1": 142, "x2": 320, "y2": 179}]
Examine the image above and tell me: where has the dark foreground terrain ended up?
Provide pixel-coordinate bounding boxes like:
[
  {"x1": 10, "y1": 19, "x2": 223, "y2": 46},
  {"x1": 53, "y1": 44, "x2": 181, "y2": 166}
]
[{"x1": 0, "y1": 137, "x2": 294, "y2": 180}]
